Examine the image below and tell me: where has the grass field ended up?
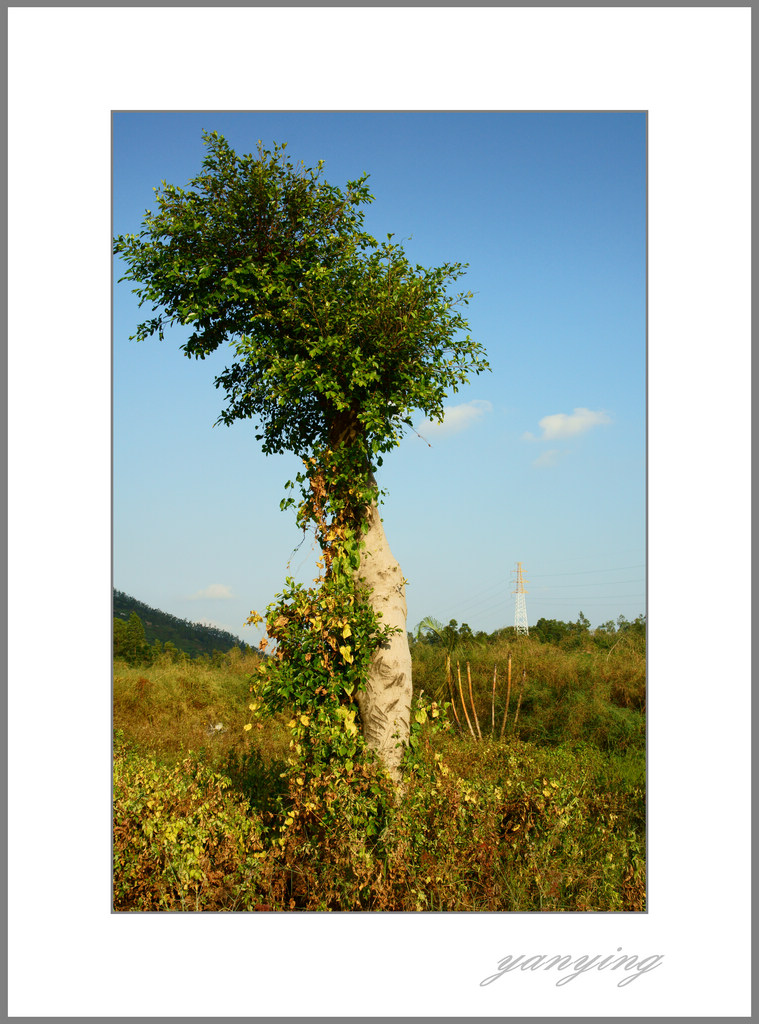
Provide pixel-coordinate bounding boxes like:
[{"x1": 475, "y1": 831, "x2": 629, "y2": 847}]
[{"x1": 113, "y1": 635, "x2": 646, "y2": 912}]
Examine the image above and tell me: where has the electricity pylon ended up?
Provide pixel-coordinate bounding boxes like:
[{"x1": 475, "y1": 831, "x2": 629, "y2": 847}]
[{"x1": 512, "y1": 562, "x2": 529, "y2": 635}]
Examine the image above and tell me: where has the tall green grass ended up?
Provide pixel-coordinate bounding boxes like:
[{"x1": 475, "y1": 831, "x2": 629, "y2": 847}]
[
  {"x1": 411, "y1": 635, "x2": 645, "y2": 751},
  {"x1": 113, "y1": 649, "x2": 290, "y2": 765}
]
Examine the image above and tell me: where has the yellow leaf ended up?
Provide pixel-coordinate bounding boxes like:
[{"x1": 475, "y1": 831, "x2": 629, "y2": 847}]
[
  {"x1": 243, "y1": 723, "x2": 253, "y2": 732},
  {"x1": 300, "y1": 714, "x2": 310, "y2": 726},
  {"x1": 342, "y1": 622, "x2": 352, "y2": 639},
  {"x1": 339, "y1": 645, "x2": 354, "y2": 664},
  {"x1": 337, "y1": 709, "x2": 358, "y2": 737}
]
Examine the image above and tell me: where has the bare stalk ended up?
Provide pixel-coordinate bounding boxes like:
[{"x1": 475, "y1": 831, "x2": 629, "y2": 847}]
[
  {"x1": 499, "y1": 653, "x2": 512, "y2": 740},
  {"x1": 467, "y1": 662, "x2": 482, "y2": 740},
  {"x1": 513, "y1": 668, "x2": 526, "y2": 729},
  {"x1": 457, "y1": 661, "x2": 476, "y2": 738},
  {"x1": 446, "y1": 653, "x2": 463, "y2": 732},
  {"x1": 491, "y1": 664, "x2": 497, "y2": 736}
]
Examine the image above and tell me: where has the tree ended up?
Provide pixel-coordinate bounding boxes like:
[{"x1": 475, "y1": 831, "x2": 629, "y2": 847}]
[
  {"x1": 415, "y1": 617, "x2": 459, "y2": 654},
  {"x1": 415, "y1": 617, "x2": 474, "y2": 654},
  {"x1": 114, "y1": 133, "x2": 489, "y2": 781},
  {"x1": 532, "y1": 617, "x2": 571, "y2": 645},
  {"x1": 575, "y1": 612, "x2": 591, "y2": 632},
  {"x1": 113, "y1": 612, "x2": 148, "y2": 664}
]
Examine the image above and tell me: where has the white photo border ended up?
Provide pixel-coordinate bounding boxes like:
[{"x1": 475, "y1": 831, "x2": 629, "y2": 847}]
[{"x1": 7, "y1": 6, "x2": 751, "y2": 1019}]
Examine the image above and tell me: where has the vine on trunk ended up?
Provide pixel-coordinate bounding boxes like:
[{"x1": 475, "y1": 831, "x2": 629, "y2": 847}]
[{"x1": 245, "y1": 447, "x2": 398, "y2": 774}]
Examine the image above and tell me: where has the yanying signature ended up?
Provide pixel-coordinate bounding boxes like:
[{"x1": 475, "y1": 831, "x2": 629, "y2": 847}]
[{"x1": 480, "y1": 948, "x2": 664, "y2": 988}]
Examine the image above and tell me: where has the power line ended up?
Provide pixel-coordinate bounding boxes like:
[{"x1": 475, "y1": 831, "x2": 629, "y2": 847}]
[
  {"x1": 529, "y1": 548, "x2": 644, "y2": 568},
  {"x1": 431, "y1": 584, "x2": 645, "y2": 623},
  {"x1": 420, "y1": 559, "x2": 646, "y2": 626},
  {"x1": 432, "y1": 570, "x2": 644, "y2": 615},
  {"x1": 532, "y1": 598, "x2": 645, "y2": 606},
  {"x1": 531, "y1": 578, "x2": 644, "y2": 589},
  {"x1": 529, "y1": 564, "x2": 644, "y2": 578}
]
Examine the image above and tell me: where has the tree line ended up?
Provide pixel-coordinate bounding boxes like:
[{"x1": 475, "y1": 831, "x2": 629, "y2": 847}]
[
  {"x1": 113, "y1": 590, "x2": 253, "y2": 662},
  {"x1": 410, "y1": 611, "x2": 646, "y2": 654}
]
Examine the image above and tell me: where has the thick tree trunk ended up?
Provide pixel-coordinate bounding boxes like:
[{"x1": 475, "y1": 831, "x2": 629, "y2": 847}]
[{"x1": 356, "y1": 503, "x2": 413, "y2": 783}]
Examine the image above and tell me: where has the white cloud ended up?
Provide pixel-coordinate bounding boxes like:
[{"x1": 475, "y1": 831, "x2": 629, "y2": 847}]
[
  {"x1": 417, "y1": 399, "x2": 493, "y2": 437},
  {"x1": 524, "y1": 407, "x2": 611, "y2": 442},
  {"x1": 533, "y1": 449, "x2": 561, "y2": 468},
  {"x1": 189, "y1": 583, "x2": 234, "y2": 600}
]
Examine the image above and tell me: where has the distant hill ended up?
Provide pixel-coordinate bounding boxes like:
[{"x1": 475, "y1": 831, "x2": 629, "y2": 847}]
[{"x1": 113, "y1": 590, "x2": 254, "y2": 659}]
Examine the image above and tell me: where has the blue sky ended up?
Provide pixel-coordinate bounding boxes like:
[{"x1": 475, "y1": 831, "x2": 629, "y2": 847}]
[{"x1": 113, "y1": 111, "x2": 645, "y2": 642}]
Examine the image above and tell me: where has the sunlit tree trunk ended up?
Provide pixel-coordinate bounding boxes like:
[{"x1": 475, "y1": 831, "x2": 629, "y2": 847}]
[
  {"x1": 356, "y1": 503, "x2": 413, "y2": 783},
  {"x1": 327, "y1": 415, "x2": 413, "y2": 783}
]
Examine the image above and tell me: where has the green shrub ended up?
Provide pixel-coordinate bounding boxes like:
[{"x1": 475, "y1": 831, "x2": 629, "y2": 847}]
[
  {"x1": 218, "y1": 747, "x2": 289, "y2": 820},
  {"x1": 113, "y1": 734, "x2": 645, "y2": 912},
  {"x1": 398, "y1": 737, "x2": 646, "y2": 912},
  {"x1": 113, "y1": 739, "x2": 269, "y2": 911}
]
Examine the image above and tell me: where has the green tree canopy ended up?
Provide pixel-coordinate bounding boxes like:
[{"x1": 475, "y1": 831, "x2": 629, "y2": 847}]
[{"x1": 114, "y1": 132, "x2": 488, "y2": 477}]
